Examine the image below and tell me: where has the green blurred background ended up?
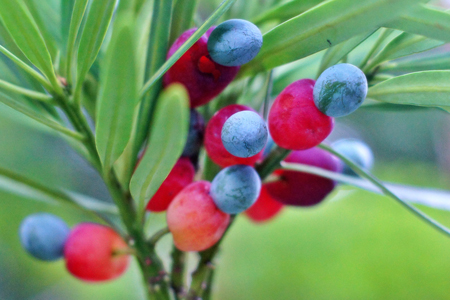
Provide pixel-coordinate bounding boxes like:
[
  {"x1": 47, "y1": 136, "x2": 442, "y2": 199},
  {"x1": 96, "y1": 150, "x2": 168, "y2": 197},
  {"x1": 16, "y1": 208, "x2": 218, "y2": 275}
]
[{"x1": 2, "y1": 0, "x2": 450, "y2": 299}]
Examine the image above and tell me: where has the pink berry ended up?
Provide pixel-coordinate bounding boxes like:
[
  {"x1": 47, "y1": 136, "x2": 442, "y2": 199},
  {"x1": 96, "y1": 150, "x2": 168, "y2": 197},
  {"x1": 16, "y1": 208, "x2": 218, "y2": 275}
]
[
  {"x1": 163, "y1": 28, "x2": 240, "y2": 108},
  {"x1": 167, "y1": 181, "x2": 230, "y2": 251},
  {"x1": 268, "y1": 79, "x2": 334, "y2": 150},
  {"x1": 245, "y1": 185, "x2": 283, "y2": 223},
  {"x1": 265, "y1": 147, "x2": 341, "y2": 206},
  {"x1": 205, "y1": 104, "x2": 263, "y2": 167},
  {"x1": 64, "y1": 223, "x2": 129, "y2": 282},
  {"x1": 146, "y1": 158, "x2": 195, "y2": 212}
]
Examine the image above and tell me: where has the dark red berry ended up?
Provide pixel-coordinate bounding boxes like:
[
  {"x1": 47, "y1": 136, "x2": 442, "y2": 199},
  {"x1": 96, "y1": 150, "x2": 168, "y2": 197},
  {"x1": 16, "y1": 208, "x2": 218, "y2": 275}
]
[
  {"x1": 265, "y1": 147, "x2": 341, "y2": 206},
  {"x1": 163, "y1": 28, "x2": 240, "y2": 108}
]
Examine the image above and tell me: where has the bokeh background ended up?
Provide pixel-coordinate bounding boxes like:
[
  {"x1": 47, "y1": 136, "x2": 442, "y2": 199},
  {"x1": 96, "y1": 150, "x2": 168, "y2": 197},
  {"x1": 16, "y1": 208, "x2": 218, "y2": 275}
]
[{"x1": 2, "y1": 0, "x2": 450, "y2": 299}]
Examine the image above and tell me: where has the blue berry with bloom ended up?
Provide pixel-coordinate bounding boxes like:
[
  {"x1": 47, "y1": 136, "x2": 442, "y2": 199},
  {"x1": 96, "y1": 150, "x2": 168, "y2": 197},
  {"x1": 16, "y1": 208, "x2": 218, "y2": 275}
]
[
  {"x1": 210, "y1": 165, "x2": 261, "y2": 214},
  {"x1": 221, "y1": 110, "x2": 268, "y2": 158},
  {"x1": 313, "y1": 63, "x2": 368, "y2": 117},
  {"x1": 332, "y1": 139, "x2": 374, "y2": 176},
  {"x1": 182, "y1": 109, "x2": 205, "y2": 157},
  {"x1": 207, "y1": 19, "x2": 263, "y2": 67},
  {"x1": 19, "y1": 213, "x2": 70, "y2": 261}
]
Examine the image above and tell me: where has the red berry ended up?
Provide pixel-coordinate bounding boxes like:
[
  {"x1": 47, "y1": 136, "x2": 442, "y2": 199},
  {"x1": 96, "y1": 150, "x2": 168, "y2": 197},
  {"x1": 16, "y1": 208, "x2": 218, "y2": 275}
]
[
  {"x1": 268, "y1": 79, "x2": 334, "y2": 150},
  {"x1": 245, "y1": 185, "x2": 283, "y2": 223},
  {"x1": 265, "y1": 147, "x2": 341, "y2": 206},
  {"x1": 163, "y1": 28, "x2": 240, "y2": 108},
  {"x1": 64, "y1": 223, "x2": 129, "y2": 282},
  {"x1": 146, "y1": 158, "x2": 195, "y2": 212},
  {"x1": 205, "y1": 104, "x2": 263, "y2": 167},
  {"x1": 167, "y1": 181, "x2": 230, "y2": 251}
]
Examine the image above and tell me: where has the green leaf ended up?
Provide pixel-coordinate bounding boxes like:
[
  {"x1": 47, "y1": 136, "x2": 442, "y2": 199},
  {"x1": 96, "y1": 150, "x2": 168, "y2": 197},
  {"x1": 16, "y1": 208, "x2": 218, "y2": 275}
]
[
  {"x1": 368, "y1": 71, "x2": 450, "y2": 108},
  {"x1": 0, "y1": 91, "x2": 84, "y2": 140},
  {"x1": 170, "y1": 0, "x2": 198, "y2": 44},
  {"x1": 364, "y1": 32, "x2": 444, "y2": 72},
  {"x1": 96, "y1": 12, "x2": 140, "y2": 171},
  {"x1": 380, "y1": 52, "x2": 450, "y2": 73},
  {"x1": 386, "y1": 4, "x2": 450, "y2": 43},
  {"x1": 64, "y1": 0, "x2": 89, "y2": 84},
  {"x1": 23, "y1": 0, "x2": 59, "y2": 59},
  {"x1": 130, "y1": 84, "x2": 189, "y2": 215},
  {"x1": 0, "y1": 165, "x2": 119, "y2": 228},
  {"x1": 0, "y1": 0, "x2": 59, "y2": 88},
  {"x1": 76, "y1": 0, "x2": 117, "y2": 96},
  {"x1": 252, "y1": 0, "x2": 323, "y2": 25},
  {"x1": 242, "y1": 0, "x2": 425, "y2": 74},
  {"x1": 318, "y1": 30, "x2": 375, "y2": 76}
]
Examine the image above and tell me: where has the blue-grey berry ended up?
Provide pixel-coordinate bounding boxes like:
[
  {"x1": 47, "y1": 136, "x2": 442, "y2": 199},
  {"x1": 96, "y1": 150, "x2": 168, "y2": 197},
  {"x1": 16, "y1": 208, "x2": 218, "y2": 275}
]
[
  {"x1": 221, "y1": 111, "x2": 268, "y2": 158},
  {"x1": 332, "y1": 139, "x2": 374, "y2": 176},
  {"x1": 208, "y1": 19, "x2": 263, "y2": 67},
  {"x1": 313, "y1": 63, "x2": 368, "y2": 117},
  {"x1": 19, "y1": 213, "x2": 70, "y2": 261},
  {"x1": 182, "y1": 109, "x2": 205, "y2": 157},
  {"x1": 210, "y1": 165, "x2": 261, "y2": 214},
  {"x1": 262, "y1": 130, "x2": 274, "y2": 158}
]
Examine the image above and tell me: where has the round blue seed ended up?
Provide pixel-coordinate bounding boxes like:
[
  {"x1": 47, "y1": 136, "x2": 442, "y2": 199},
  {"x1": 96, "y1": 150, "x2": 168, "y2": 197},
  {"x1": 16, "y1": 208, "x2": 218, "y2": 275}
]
[
  {"x1": 332, "y1": 139, "x2": 374, "y2": 176},
  {"x1": 221, "y1": 111, "x2": 268, "y2": 158},
  {"x1": 19, "y1": 213, "x2": 70, "y2": 261},
  {"x1": 313, "y1": 63, "x2": 368, "y2": 117},
  {"x1": 208, "y1": 19, "x2": 263, "y2": 67},
  {"x1": 210, "y1": 165, "x2": 261, "y2": 214}
]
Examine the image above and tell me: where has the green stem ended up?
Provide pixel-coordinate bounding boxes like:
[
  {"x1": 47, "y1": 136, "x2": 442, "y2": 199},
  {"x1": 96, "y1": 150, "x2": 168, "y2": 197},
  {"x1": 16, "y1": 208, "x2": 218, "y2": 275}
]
[
  {"x1": 255, "y1": 146, "x2": 290, "y2": 178},
  {"x1": 148, "y1": 227, "x2": 170, "y2": 246},
  {"x1": 171, "y1": 247, "x2": 187, "y2": 299},
  {"x1": 56, "y1": 94, "x2": 171, "y2": 300},
  {"x1": 0, "y1": 78, "x2": 53, "y2": 102},
  {"x1": 0, "y1": 45, "x2": 53, "y2": 92},
  {"x1": 359, "y1": 28, "x2": 393, "y2": 71},
  {"x1": 319, "y1": 144, "x2": 450, "y2": 238},
  {"x1": 186, "y1": 215, "x2": 236, "y2": 300}
]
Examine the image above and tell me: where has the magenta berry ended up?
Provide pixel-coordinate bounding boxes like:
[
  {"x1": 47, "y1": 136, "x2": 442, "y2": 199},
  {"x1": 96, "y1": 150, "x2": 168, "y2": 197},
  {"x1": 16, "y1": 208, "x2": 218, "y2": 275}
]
[
  {"x1": 268, "y1": 79, "x2": 334, "y2": 150},
  {"x1": 163, "y1": 28, "x2": 240, "y2": 108},
  {"x1": 64, "y1": 223, "x2": 130, "y2": 282},
  {"x1": 146, "y1": 157, "x2": 195, "y2": 212},
  {"x1": 167, "y1": 181, "x2": 230, "y2": 251},
  {"x1": 265, "y1": 147, "x2": 341, "y2": 206},
  {"x1": 205, "y1": 104, "x2": 263, "y2": 167}
]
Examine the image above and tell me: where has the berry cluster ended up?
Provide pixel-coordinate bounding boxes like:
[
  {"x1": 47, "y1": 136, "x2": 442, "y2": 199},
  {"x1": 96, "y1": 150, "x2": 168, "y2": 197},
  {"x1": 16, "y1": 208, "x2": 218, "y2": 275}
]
[
  {"x1": 19, "y1": 19, "x2": 376, "y2": 281},
  {"x1": 20, "y1": 214, "x2": 130, "y2": 282}
]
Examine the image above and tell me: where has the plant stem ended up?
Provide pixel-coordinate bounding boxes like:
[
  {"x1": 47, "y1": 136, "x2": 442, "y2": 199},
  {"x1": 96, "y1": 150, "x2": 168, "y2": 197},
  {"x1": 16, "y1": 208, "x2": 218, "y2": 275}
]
[
  {"x1": 56, "y1": 93, "x2": 171, "y2": 300},
  {"x1": 171, "y1": 247, "x2": 187, "y2": 299},
  {"x1": 255, "y1": 146, "x2": 290, "y2": 178},
  {"x1": 319, "y1": 144, "x2": 450, "y2": 238}
]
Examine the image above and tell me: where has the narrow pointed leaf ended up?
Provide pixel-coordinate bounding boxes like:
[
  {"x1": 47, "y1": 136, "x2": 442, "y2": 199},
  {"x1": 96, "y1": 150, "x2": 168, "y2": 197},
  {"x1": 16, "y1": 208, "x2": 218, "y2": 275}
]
[
  {"x1": 76, "y1": 0, "x2": 117, "y2": 90},
  {"x1": 243, "y1": 0, "x2": 425, "y2": 74},
  {"x1": 64, "y1": 0, "x2": 89, "y2": 84},
  {"x1": 365, "y1": 33, "x2": 444, "y2": 71},
  {"x1": 96, "y1": 16, "x2": 139, "y2": 171},
  {"x1": 319, "y1": 30, "x2": 375, "y2": 75},
  {"x1": 368, "y1": 71, "x2": 450, "y2": 108},
  {"x1": 0, "y1": 0, "x2": 57, "y2": 84},
  {"x1": 386, "y1": 5, "x2": 450, "y2": 42},
  {"x1": 170, "y1": 0, "x2": 198, "y2": 44},
  {"x1": 252, "y1": 0, "x2": 323, "y2": 25},
  {"x1": 0, "y1": 91, "x2": 84, "y2": 140},
  {"x1": 130, "y1": 84, "x2": 189, "y2": 214}
]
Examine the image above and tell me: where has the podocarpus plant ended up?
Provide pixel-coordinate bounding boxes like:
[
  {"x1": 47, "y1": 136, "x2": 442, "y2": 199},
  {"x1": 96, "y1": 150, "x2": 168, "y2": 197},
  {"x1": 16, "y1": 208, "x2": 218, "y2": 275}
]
[{"x1": 3, "y1": 0, "x2": 450, "y2": 299}]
